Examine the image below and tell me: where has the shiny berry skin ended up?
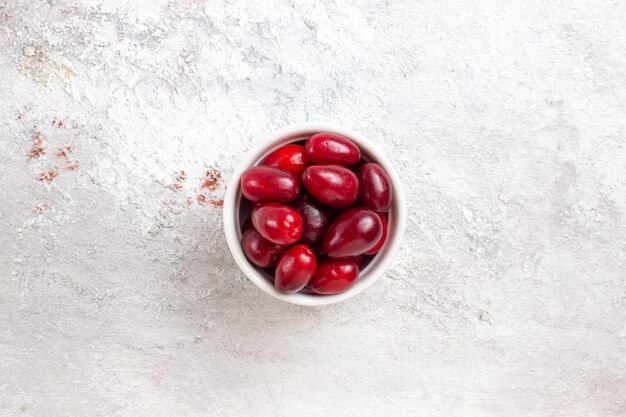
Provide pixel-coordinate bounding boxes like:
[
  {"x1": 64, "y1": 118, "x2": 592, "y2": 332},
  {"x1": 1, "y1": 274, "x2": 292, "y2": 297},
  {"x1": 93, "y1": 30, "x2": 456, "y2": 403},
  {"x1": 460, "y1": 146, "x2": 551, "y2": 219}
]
[
  {"x1": 241, "y1": 229, "x2": 286, "y2": 268},
  {"x1": 252, "y1": 203, "x2": 303, "y2": 245},
  {"x1": 365, "y1": 212, "x2": 387, "y2": 255},
  {"x1": 291, "y1": 193, "x2": 331, "y2": 245},
  {"x1": 305, "y1": 133, "x2": 361, "y2": 166},
  {"x1": 274, "y1": 244, "x2": 317, "y2": 294},
  {"x1": 302, "y1": 165, "x2": 359, "y2": 208},
  {"x1": 357, "y1": 163, "x2": 392, "y2": 212},
  {"x1": 309, "y1": 259, "x2": 359, "y2": 295},
  {"x1": 323, "y1": 207, "x2": 383, "y2": 258},
  {"x1": 241, "y1": 166, "x2": 300, "y2": 203},
  {"x1": 261, "y1": 144, "x2": 308, "y2": 177}
]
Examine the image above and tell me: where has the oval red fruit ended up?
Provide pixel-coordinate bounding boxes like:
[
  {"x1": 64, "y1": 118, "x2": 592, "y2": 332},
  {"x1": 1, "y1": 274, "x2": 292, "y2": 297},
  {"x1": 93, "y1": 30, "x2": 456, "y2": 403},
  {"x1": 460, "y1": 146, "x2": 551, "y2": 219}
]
[
  {"x1": 309, "y1": 259, "x2": 359, "y2": 295},
  {"x1": 357, "y1": 163, "x2": 392, "y2": 212},
  {"x1": 241, "y1": 166, "x2": 300, "y2": 203},
  {"x1": 242, "y1": 229, "x2": 286, "y2": 268},
  {"x1": 323, "y1": 207, "x2": 382, "y2": 258},
  {"x1": 252, "y1": 203, "x2": 303, "y2": 245},
  {"x1": 365, "y1": 212, "x2": 387, "y2": 255},
  {"x1": 302, "y1": 165, "x2": 359, "y2": 208},
  {"x1": 305, "y1": 133, "x2": 361, "y2": 166},
  {"x1": 291, "y1": 193, "x2": 331, "y2": 245},
  {"x1": 261, "y1": 144, "x2": 308, "y2": 177},
  {"x1": 274, "y1": 244, "x2": 317, "y2": 294}
]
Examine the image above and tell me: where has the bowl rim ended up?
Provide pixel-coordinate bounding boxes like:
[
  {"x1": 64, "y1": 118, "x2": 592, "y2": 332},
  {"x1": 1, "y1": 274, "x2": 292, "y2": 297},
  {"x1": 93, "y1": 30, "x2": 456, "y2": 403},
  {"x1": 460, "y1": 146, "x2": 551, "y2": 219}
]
[{"x1": 223, "y1": 122, "x2": 406, "y2": 306}]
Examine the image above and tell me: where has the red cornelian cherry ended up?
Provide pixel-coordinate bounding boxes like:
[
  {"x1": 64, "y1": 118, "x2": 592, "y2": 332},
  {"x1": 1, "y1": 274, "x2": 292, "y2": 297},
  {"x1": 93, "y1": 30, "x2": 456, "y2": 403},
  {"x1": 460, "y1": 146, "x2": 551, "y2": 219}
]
[
  {"x1": 261, "y1": 144, "x2": 308, "y2": 177},
  {"x1": 291, "y1": 193, "x2": 331, "y2": 245},
  {"x1": 274, "y1": 244, "x2": 317, "y2": 294},
  {"x1": 302, "y1": 164, "x2": 359, "y2": 208},
  {"x1": 241, "y1": 166, "x2": 300, "y2": 203},
  {"x1": 305, "y1": 133, "x2": 361, "y2": 166},
  {"x1": 357, "y1": 163, "x2": 392, "y2": 212},
  {"x1": 242, "y1": 229, "x2": 286, "y2": 268},
  {"x1": 365, "y1": 212, "x2": 387, "y2": 255},
  {"x1": 309, "y1": 259, "x2": 359, "y2": 295},
  {"x1": 252, "y1": 203, "x2": 303, "y2": 245},
  {"x1": 323, "y1": 207, "x2": 382, "y2": 258}
]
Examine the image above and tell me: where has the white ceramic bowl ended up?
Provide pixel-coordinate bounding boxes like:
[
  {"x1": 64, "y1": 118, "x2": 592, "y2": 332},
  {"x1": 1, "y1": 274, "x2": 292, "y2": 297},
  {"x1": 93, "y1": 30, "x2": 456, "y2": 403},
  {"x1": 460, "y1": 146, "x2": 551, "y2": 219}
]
[{"x1": 223, "y1": 123, "x2": 406, "y2": 306}]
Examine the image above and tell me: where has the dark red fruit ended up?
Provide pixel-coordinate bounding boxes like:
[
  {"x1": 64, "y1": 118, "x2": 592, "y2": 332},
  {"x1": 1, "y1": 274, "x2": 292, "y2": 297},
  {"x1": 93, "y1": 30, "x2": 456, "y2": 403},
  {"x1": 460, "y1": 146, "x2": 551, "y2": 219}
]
[
  {"x1": 305, "y1": 133, "x2": 361, "y2": 166},
  {"x1": 274, "y1": 244, "x2": 317, "y2": 294},
  {"x1": 302, "y1": 165, "x2": 358, "y2": 208},
  {"x1": 309, "y1": 259, "x2": 359, "y2": 295},
  {"x1": 241, "y1": 166, "x2": 300, "y2": 203},
  {"x1": 252, "y1": 203, "x2": 303, "y2": 245},
  {"x1": 261, "y1": 144, "x2": 308, "y2": 177},
  {"x1": 365, "y1": 212, "x2": 387, "y2": 255},
  {"x1": 291, "y1": 193, "x2": 331, "y2": 245},
  {"x1": 323, "y1": 207, "x2": 382, "y2": 258},
  {"x1": 242, "y1": 229, "x2": 286, "y2": 268},
  {"x1": 357, "y1": 163, "x2": 392, "y2": 212}
]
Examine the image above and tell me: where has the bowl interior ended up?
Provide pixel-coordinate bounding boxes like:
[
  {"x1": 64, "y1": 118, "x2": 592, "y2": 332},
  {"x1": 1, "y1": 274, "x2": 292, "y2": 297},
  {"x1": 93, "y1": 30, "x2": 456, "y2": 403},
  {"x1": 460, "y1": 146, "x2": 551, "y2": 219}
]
[{"x1": 224, "y1": 124, "x2": 405, "y2": 306}]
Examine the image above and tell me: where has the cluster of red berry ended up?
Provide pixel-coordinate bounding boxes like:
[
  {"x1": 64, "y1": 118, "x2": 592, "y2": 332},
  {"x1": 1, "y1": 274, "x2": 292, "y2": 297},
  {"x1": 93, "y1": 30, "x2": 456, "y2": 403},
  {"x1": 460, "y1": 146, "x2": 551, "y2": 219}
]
[{"x1": 240, "y1": 133, "x2": 392, "y2": 295}]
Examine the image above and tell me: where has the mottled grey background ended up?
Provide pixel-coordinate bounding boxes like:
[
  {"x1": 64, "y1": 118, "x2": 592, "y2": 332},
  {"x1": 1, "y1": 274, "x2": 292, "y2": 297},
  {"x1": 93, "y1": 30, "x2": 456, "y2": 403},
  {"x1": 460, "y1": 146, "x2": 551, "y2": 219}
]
[{"x1": 0, "y1": 1, "x2": 625, "y2": 416}]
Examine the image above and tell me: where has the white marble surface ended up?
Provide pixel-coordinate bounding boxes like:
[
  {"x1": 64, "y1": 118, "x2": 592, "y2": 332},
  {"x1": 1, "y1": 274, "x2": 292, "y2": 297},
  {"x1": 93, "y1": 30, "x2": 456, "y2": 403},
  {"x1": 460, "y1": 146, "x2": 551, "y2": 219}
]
[{"x1": 1, "y1": 1, "x2": 625, "y2": 416}]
